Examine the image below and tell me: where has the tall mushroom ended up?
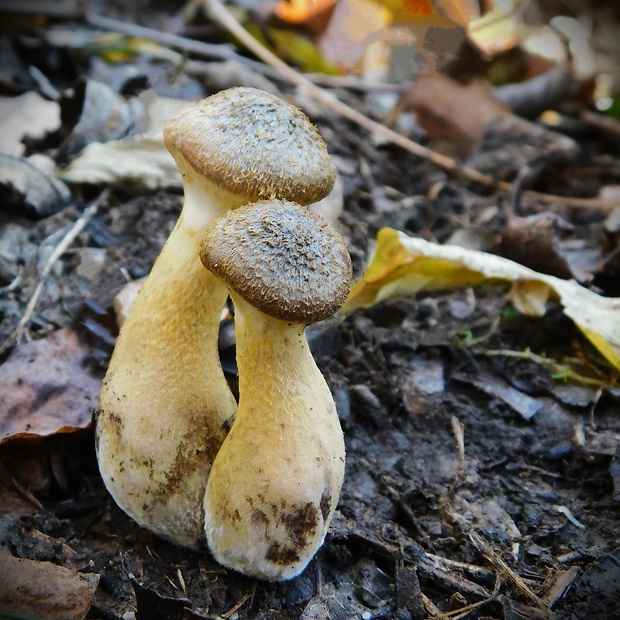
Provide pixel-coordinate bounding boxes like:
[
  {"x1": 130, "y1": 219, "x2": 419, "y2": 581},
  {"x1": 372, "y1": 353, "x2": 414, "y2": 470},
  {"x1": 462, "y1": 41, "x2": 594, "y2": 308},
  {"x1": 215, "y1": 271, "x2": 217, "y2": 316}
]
[
  {"x1": 199, "y1": 200, "x2": 352, "y2": 580},
  {"x1": 96, "y1": 88, "x2": 336, "y2": 548}
]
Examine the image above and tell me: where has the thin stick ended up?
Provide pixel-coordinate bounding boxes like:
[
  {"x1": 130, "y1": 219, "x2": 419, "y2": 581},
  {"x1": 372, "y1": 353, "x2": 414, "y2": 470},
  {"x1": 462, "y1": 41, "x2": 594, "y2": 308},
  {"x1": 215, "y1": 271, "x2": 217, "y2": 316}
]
[
  {"x1": 0, "y1": 190, "x2": 109, "y2": 354},
  {"x1": 469, "y1": 530, "x2": 553, "y2": 616},
  {"x1": 0, "y1": 0, "x2": 82, "y2": 18},
  {"x1": 430, "y1": 594, "x2": 501, "y2": 619},
  {"x1": 86, "y1": 11, "x2": 412, "y2": 95},
  {"x1": 480, "y1": 349, "x2": 614, "y2": 388},
  {"x1": 426, "y1": 552, "x2": 494, "y2": 580},
  {"x1": 451, "y1": 415, "x2": 466, "y2": 473},
  {"x1": 85, "y1": 12, "x2": 282, "y2": 79},
  {"x1": 204, "y1": 0, "x2": 618, "y2": 210}
]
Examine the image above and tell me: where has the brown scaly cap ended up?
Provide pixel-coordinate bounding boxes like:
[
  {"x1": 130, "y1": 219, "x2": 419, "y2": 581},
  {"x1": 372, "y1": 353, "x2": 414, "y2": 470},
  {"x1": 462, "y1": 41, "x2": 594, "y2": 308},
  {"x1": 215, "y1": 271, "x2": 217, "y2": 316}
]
[
  {"x1": 199, "y1": 200, "x2": 352, "y2": 323},
  {"x1": 163, "y1": 87, "x2": 336, "y2": 205}
]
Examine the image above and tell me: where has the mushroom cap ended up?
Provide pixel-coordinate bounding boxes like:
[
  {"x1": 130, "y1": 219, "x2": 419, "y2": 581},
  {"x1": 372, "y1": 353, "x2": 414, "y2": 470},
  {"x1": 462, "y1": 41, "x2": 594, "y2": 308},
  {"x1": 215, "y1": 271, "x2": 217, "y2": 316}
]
[
  {"x1": 199, "y1": 200, "x2": 352, "y2": 323},
  {"x1": 163, "y1": 87, "x2": 336, "y2": 205}
]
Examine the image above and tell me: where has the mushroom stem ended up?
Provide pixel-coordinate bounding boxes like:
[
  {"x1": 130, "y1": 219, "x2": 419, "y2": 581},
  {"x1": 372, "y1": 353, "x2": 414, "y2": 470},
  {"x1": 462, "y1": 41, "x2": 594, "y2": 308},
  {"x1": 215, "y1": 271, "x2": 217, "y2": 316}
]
[
  {"x1": 96, "y1": 169, "x2": 244, "y2": 549},
  {"x1": 204, "y1": 293, "x2": 345, "y2": 580}
]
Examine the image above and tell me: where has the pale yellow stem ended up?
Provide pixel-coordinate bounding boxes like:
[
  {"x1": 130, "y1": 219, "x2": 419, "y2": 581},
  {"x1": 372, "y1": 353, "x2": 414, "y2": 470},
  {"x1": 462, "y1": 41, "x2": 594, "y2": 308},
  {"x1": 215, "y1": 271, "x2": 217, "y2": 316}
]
[
  {"x1": 97, "y1": 169, "x2": 246, "y2": 548},
  {"x1": 204, "y1": 294, "x2": 345, "y2": 579}
]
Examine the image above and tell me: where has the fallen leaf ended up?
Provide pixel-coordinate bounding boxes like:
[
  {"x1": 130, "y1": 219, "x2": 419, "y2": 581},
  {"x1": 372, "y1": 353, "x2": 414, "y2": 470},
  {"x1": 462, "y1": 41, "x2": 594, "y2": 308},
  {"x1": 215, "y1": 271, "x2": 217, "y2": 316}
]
[
  {"x1": 59, "y1": 135, "x2": 180, "y2": 189},
  {"x1": 467, "y1": 0, "x2": 519, "y2": 58},
  {"x1": 0, "y1": 91, "x2": 60, "y2": 157},
  {"x1": 455, "y1": 373, "x2": 543, "y2": 420},
  {"x1": 42, "y1": 26, "x2": 182, "y2": 64},
  {"x1": 342, "y1": 229, "x2": 620, "y2": 370},
  {"x1": 130, "y1": 575, "x2": 192, "y2": 620},
  {"x1": 467, "y1": 112, "x2": 579, "y2": 180},
  {"x1": 268, "y1": 27, "x2": 342, "y2": 74},
  {"x1": 59, "y1": 96, "x2": 187, "y2": 189},
  {"x1": 393, "y1": 72, "x2": 507, "y2": 151},
  {"x1": 372, "y1": 0, "x2": 479, "y2": 28},
  {"x1": 318, "y1": 0, "x2": 483, "y2": 73},
  {"x1": 274, "y1": 0, "x2": 337, "y2": 28},
  {"x1": 0, "y1": 154, "x2": 71, "y2": 217},
  {"x1": 454, "y1": 495, "x2": 522, "y2": 542},
  {"x1": 497, "y1": 212, "x2": 575, "y2": 280},
  {"x1": 318, "y1": 0, "x2": 391, "y2": 72},
  {"x1": 56, "y1": 77, "x2": 144, "y2": 161},
  {"x1": 0, "y1": 552, "x2": 99, "y2": 620},
  {"x1": 0, "y1": 328, "x2": 101, "y2": 444},
  {"x1": 369, "y1": 0, "x2": 484, "y2": 70}
]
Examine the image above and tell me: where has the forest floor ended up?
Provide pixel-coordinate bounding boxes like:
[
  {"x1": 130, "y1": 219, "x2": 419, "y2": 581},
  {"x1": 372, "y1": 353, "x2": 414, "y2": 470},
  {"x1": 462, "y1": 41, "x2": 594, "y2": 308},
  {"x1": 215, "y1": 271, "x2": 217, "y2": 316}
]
[{"x1": 1, "y1": 1, "x2": 619, "y2": 619}]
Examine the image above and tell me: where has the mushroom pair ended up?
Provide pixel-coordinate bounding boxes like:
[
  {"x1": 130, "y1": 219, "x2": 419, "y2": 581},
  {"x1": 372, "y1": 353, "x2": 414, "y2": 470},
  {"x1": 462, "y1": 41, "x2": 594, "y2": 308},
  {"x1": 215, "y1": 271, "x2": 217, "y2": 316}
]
[{"x1": 96, "y1": 86, "x2": 351, "y2": 579}]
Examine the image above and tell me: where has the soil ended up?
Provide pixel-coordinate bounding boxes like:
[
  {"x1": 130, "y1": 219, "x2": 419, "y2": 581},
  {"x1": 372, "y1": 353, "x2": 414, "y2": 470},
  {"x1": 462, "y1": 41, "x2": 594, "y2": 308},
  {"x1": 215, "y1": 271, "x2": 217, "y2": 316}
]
[{"x1": 1, "y1": 2, "x2": 620, "y2": 619}]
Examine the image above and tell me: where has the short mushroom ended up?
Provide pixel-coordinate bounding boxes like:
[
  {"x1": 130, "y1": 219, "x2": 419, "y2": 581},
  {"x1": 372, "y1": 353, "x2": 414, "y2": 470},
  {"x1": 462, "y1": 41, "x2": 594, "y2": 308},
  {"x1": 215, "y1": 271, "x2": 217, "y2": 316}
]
[
  {"x1": 96, "y1": 88, "x2": 336, "y2": 548},
  {"x1": 199, "y1": 200, "x2": 352, "y2": 580}
]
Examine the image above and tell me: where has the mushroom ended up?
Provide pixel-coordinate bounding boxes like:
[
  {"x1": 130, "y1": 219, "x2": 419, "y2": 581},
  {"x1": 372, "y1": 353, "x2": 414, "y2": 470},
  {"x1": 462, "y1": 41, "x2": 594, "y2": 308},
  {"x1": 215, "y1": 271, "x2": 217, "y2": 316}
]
[
  {"x1": 199, "y1": 199, "x2": 352, "y2": 580},
  {"x1": 96, "y1": 88, "x2": 336, "y2": 548}
]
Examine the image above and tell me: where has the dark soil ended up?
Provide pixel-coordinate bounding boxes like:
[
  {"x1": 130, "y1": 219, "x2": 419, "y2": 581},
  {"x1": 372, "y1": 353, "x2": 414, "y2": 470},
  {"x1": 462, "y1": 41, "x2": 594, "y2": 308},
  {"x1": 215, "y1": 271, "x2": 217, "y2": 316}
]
[{"x1": 1, "y1": 2, "x2": 620, "y2": 619}]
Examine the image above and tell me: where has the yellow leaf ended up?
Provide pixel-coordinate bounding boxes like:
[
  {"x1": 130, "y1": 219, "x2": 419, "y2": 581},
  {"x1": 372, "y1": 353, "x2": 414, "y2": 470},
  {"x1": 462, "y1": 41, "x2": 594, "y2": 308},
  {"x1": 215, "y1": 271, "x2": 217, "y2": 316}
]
[
  {"x1": 342, "y1": 229, "x2": 620, "y2": 371},
  {"x1": 268, "y1": 28, "x2": 342, "y2": 74},
  {"x1": 507, "y1": 280, "x2": 551, "y2": 316}
]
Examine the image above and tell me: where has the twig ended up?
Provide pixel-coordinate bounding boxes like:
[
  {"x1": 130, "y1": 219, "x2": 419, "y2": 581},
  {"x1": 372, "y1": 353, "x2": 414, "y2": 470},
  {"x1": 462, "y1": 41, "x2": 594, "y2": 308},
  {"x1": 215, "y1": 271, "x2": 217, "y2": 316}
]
[
  {"x1": 425, "y1": 553, "x2": 495, "y2": 581},
  {"x1": 303, "y1": 73, "x2": 411, "y2": 92},
  {"x1": 421, "y1": 592, "x2": 443, "y2": 617},
  {"x1": 0, "y1": 0, "x2": 83, "y2": 18},
  {"x1": 85, "y1": 11, "x2": 409, "y2": 93},
  {"x1": 480, "y1": 348, "x2": 615, "y2": 388},
  {"x1": 430, "y1": 593, "x2": 502, "y2": 619},
  {"x1": 85, "y1": 12, "x2": 284, "y2": 81},
  {"x1": 203, "y1": 0, "x2": 619, "y2": 210},
  {"x1": 450, "y1": 415, "x2": 466, "y2": 477},
  {"x1": 581, "y1": 109, "x2": 620, "y2": 143},
  {"x1": 417, "y1": 553, "x2": 493, "y2": 600},
  {"x1": 540, "y1": 566, "x2": 579, "y2": 608},
  {"x1": 3, "y1": 465, "x2": 45, "y2": 511},
  {"x1": 0, "y1": 190, "x2": 108, "y2": 355},
  {"x1": 222, "y1": 589, "x2": 254, "y2": 619},
  {"x1": 469, "y1": 530, "x2": 553, "y2": 617}
]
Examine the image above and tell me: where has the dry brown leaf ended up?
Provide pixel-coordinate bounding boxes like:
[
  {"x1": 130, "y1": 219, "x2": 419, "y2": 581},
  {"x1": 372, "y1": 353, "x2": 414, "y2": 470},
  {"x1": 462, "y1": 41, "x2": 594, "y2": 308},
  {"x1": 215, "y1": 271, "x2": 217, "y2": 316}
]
[
  {"x1": 497, "y1": 212, "x2": 575, "y2": 280},
  {"x1": 0, "y1": 552, "x2": 99, "y2": 620},
  {"x1": 0, "y1": 328, "x2": 101, "y2": 444},
  {"x1": 393, "y1": 72, "x2": 507, "y2": 150}
]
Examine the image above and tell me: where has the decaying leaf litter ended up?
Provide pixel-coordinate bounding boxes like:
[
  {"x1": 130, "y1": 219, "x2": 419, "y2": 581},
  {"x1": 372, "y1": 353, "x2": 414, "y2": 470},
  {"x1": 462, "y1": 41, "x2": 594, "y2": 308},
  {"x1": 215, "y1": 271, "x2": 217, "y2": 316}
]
[{"x1": 1, "y1": 0, "x2": 620, "y2": 618}]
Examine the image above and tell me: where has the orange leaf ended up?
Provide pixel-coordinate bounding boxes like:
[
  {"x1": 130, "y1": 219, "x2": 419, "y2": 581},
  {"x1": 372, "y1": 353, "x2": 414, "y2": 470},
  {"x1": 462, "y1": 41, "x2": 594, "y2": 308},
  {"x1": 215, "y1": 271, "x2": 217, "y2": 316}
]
[
  {"x1": 370, "y1": 0, "x2": 483, "y2": 27},
  {"x1": 274, "y1": 0, "x2": 337, "y2": 24}
]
